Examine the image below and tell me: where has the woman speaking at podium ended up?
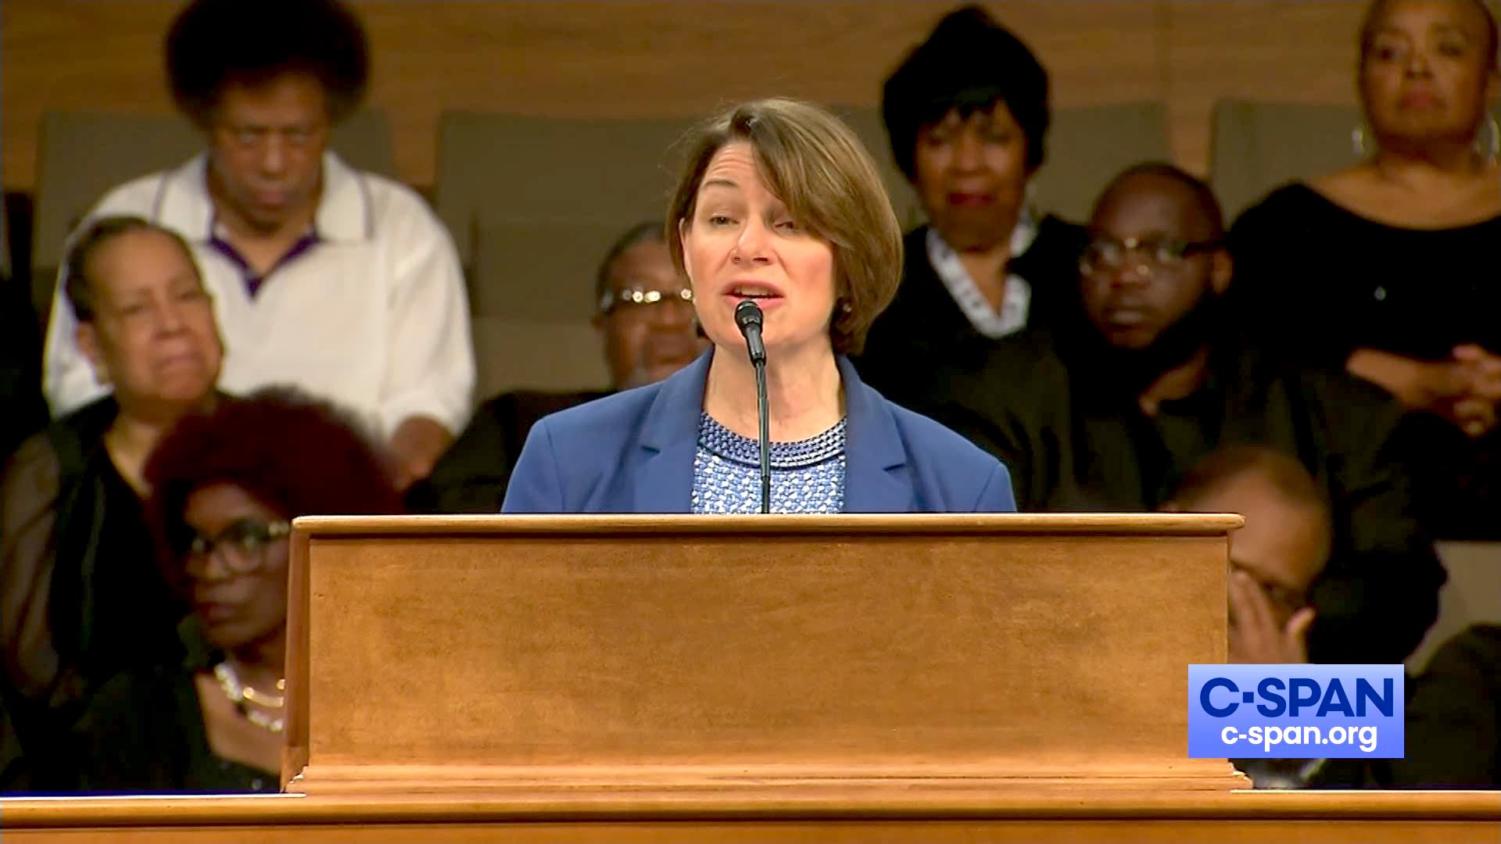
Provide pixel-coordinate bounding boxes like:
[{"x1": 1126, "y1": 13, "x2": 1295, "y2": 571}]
[{"x1": 503, "y1": 99, "x2": 1014, "y2": 514}]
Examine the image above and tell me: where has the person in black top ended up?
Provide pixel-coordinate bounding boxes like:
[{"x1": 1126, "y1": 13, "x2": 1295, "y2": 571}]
[
  {"x1": 0, "y1": 276, "x2": 46, "y2": 465},
  {"x1": 0, "y1": 217, "x2": 223, "y2": 789},
  {"x1": 73, "y1": 389, "x2": 401, "y2": 793},
  {"x1": 1387, "y1": 624, "x2": 1501, "y2": 788},
  {"x1": 1167, "y1": 446, "x2": 1331, "y2": 667},
  {"x1": 854, "y1": 5, "x2": 1087, "y2": 407},
  {"x1": 1167, "y1": 446, "x2": 1375, "y2": 789},
  {"x1": 407, "y1": 221, "x2": 705, "y2": 513},
  {"x1": 1228, "y1": 0, "x2": 1501, "y2": 537},
  {"x1": 922, "y1": 163, "x2": 1444, "y2": 665}
]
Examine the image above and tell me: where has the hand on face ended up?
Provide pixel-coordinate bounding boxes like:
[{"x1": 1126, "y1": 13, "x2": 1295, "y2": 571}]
[
  {"x1": 1194, "y1": 471, "x2": 1326, "y2": 665},
  {"x1": 1228, "y1": 569, "x2": 1316, "y2": 664},
  {"x1": 679, "y1": 142, "x2": 836, "y2": 362}
]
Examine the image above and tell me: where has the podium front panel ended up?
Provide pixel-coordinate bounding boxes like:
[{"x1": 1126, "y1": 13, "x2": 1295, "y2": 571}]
[{"x1": 284, "y1": 515, "x2": 1240, "y2": 795}]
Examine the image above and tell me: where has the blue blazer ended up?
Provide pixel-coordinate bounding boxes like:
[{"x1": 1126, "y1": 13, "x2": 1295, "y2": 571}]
[{"x1": 501, "y1": 351, "x2": 1016, "y2": 513}]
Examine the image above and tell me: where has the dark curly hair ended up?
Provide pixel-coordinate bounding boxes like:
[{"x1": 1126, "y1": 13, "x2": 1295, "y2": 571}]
[
  {"x1": 144, "y1": 388, "x2": 402, "y2": 589},
  {"x1": 165, "y1": 0, "x2": 370, "y2": 126},
  {"x1": 882, "y1": 5, "x2": 1051, "y2": 179}
]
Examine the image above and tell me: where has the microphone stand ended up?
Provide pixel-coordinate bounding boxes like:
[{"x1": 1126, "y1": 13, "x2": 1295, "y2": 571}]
[{"x1": 734, "y1": 300, "x2": 771, "y2": 514}]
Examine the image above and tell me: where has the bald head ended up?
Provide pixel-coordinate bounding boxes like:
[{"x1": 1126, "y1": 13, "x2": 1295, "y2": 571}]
[
  {"x1": 1091, "y1": 162, "x2": 1225, "y2": 241},
  {"x1": 1171, "y1": 446, "x2": 1332, "y2": 604},
  {"x1": 1080, "y1": 163, "x2": 1232, "y2": 352}
]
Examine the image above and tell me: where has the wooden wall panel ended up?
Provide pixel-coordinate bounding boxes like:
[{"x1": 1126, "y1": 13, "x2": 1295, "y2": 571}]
[{"x1": 1, "y1": 1, "x2": 1365, "y2": 193}]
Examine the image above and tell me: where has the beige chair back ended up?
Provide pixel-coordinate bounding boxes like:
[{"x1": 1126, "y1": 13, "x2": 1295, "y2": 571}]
[
  {"x1": 1209, "y1": 100, "x2": 1363, "y2": 221},
  {"x1": 467, "y1": 217, "x2": 622, "y2": 396},
  {"x1": 1032, "y1": 102, "x2": 1171, "y2": 222},
  {"x1": 434, "y1": 113, "x2": 697, "y2": 269}
]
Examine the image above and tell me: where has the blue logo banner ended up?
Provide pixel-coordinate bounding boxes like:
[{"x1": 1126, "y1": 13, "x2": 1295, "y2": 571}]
[{"x1": 1188, "y1": 664, "x2": 1404, "y2": 759}]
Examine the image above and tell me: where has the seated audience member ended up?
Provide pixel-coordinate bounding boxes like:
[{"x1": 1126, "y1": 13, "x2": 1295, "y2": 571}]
[
  {"x1": 1228, "y1": 0, "x2": 1501, "y2": 538},
  {"x1": 0, "y1": 278, "x2": 46, "y2": 463},
  {"x1": 1388, "y1": 623, "x2": 1501, "y2": 788},
  {"x1": 1168, "y1": 446, "x2": 1372, "y2": 789},
  {"x1": 408, "y1": 222, "x2": 705, "y2": 513},
  {"x1": 73, "y1": 390, "x2": 401, "y2": 793},
  {"x1": 503, "y1": 99, "x2": 1015, "y2": 515},
  {"x1": 41, "y1": 0, "x2": 473, "y2": 487},
  {"x1": 924, "y1": 163, "x2": 1443, "y2": 664},
  {"x1": 1168, "y1": 446, "x2": 1330, "y2": 667},
  {"x1": 855, "y1": 5, "x2": 1088, "y2": 406},
  {"x1": 1, "y1": 217, "x2": 222, "y2": 784}
]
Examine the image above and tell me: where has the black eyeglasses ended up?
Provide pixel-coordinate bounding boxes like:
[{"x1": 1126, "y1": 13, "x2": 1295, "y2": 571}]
[
  {"x1": 1079, "y1": 236, "x2": 1222, "y2": 277},
  {"x1": 181, "y1": 519, "x2": 291, "y2": 575},
  {"x1": 598, "y1": 285, "x2": 694, "y2": 316}
]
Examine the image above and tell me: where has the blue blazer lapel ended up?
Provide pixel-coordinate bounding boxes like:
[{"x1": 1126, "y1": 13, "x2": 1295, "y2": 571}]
[
  {"x1": 632, "y1": 350, "x2": 712, "y2": 513},
  {"x1": 838, "y1": 356, "x2": 911, "y2": 513}
]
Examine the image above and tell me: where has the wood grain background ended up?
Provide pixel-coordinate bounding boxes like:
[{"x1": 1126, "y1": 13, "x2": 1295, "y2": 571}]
[{"x1": 0, "y1": 1, "x2": 1368, "y2": 192}]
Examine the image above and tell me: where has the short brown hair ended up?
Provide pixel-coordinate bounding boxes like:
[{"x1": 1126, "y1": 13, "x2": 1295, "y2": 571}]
[{"x1": 666, "y1": 98, "x2": 903, "y2": 355}]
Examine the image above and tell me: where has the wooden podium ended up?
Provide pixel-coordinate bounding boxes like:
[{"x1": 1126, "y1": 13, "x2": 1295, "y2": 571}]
[
  {"x1": 6, "y1": 514, "x2": 1498, "y2": 842},
  {"x1": 281, "y1": 514, "x2": 1243, "y2": 799}
]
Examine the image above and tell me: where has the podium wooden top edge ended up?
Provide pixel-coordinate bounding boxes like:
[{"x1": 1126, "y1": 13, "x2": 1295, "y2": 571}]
[
  {"x1": 1, "y1": 790, "x2": 1496, "y2": 827},
  {"x1": 290, "y1": 513, "x2": 1245, "y2": 538}
]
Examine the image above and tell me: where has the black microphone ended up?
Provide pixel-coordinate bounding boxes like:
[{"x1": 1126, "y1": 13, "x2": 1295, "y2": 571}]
[{"x1": 734, "y1": 300, "x2": 771, "y2": 514}]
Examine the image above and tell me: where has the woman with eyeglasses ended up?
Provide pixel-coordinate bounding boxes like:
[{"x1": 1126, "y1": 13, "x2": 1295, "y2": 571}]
[
  {"x1": 71, "y1": 389, "x2": 400, "y2": 792},
  {"x1": 1229, "y1": 0, "x2": 1501, "y2": 538}
]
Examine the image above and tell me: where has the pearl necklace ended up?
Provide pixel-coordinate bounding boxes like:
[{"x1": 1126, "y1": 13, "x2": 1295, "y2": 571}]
[{"x1": 213, "y1": 661, "x2": 286, "y2": 734}]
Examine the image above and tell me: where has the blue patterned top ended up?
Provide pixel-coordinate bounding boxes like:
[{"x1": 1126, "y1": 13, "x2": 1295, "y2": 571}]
[{"x1": 691, "y1": 412, "x2": 847, "y2": 514}]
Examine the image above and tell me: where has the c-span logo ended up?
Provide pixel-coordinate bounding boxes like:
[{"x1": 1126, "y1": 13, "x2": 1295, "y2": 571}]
[{"x1": 1188, "y1": 665, "x2": 1403, "y2": 759}]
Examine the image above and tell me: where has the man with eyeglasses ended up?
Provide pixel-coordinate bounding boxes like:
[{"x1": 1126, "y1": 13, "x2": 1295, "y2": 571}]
[
  {"x1": 408, "y1": 222, "x2": 706, "y2": 514},
  {"x1": 920, "y1": 162, "x2": 1443, "y2": 667},
  {"x1": 41, "y1": 0, "x2": 473, "y2": 489},
  {"x1": 1167, "y1": 445, "x2": 1384, "y2": 790},
  {"x1": 1167, "y1": 446, "x2": 1331, "y2": 666}
]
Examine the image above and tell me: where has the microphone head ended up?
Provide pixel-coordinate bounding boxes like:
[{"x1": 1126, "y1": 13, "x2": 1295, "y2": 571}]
[{"x1": 734, "y1": 299, "x2": 764, "y2": 330}]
